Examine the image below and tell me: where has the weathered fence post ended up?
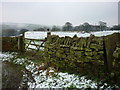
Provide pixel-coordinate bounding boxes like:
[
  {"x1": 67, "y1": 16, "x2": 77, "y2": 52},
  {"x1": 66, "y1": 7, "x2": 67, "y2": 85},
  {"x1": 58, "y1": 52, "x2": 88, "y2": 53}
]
[
  {"x1": 104, "y1": 33, "x2": 120, "y2": 73},
  {"x1": 18, "y1": 34, "x2": 25, "y2": 52}
]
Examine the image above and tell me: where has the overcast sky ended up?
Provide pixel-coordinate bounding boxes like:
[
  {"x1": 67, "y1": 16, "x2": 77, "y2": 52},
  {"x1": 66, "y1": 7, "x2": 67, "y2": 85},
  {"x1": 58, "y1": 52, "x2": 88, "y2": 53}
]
[{"x1": 1, "y1": 2, "x2": 118, "y2": 26}]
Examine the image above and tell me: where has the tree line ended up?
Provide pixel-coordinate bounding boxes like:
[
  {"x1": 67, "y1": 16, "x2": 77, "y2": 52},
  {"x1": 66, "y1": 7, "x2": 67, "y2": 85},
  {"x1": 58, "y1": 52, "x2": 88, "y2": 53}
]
[{"x1": 34, "y1": 21, "x2": 120, "y2": 32}]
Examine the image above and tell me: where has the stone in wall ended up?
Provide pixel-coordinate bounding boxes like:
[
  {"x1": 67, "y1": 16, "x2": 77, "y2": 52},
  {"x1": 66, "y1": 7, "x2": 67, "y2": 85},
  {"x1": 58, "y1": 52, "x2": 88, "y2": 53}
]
[
  {"x1": 85, "y1": 48, "x2": 92, "y2": 52},
  {"x1": 79, "y1": 37, "x2": 88, "y2": 48},
  {"x1": 90, "y1": 44, "x2": 103, "y2": 50},
  {"x1": 85, "y1": 51, "x2": 93, "y2": 56},
  {"x1": 87, "y1": 34, "x2": 95, "y2": 48},
  {"x1": 113, "y1": 47, "x2": 120, "y2": 59}
]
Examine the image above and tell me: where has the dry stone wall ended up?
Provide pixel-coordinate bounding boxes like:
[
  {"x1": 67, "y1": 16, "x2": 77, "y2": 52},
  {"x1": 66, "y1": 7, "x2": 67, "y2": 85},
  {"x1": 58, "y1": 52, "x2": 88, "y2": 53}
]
[{"x1": 44, "y1": 33, "x2": 120, "y2": 74}]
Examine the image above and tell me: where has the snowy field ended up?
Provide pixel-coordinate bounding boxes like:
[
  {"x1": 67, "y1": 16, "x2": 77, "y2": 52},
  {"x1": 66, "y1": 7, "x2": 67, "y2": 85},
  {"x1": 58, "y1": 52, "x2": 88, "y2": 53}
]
[
  {"x1": 1, "y1": 52, "x2": 115, "y2": 88},
  {"x1": 25, "y1": 30, "x2": 120, "y2": 39}
]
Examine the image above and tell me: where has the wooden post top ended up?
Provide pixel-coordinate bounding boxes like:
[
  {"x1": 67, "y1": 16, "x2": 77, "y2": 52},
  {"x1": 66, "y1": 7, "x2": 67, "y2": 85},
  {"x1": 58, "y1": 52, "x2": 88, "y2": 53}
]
[{"x1": 47, "y1": 31, "x2": 51, "y2": 36}]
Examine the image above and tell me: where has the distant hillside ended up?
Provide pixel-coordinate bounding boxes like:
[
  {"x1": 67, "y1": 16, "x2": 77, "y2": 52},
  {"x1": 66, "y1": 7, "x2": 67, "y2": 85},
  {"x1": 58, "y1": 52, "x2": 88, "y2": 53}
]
[
  {"x1": 1, "y1": 22, "x2": 53, "y2": 37},
  {"x1": 2, "y1": 22, "x2": 52, "y2": 31}
]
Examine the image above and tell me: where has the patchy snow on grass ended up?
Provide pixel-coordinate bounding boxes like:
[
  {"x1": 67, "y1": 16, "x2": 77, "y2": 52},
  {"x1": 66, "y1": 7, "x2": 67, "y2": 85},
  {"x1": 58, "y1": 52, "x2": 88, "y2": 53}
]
[
  {"x1": 0, "y1": 52, "x2": 15, "y2": 62},
  {"x1": 1, "y1": 52, "x2": 118, "y2": 88},
  {"x1": 13, "y1": 58, "x2": 26, "y2": 65},
  {"x1": 25, "y1": 62, "x2": 98, "y2": 88},
  {"x1": 26, "y1": 62, "x2": 38, "y2": 73},
  {"x1": 27, "y1": 69, "x2": 98, "y2": 88},
  {"x1": 0, "y1": 52, "x2": 28, "y2": 65}
]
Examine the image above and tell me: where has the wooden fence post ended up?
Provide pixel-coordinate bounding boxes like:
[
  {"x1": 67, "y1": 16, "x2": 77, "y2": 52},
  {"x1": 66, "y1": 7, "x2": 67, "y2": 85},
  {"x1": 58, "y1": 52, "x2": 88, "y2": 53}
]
[
  {"x1": 104, "y1": 33, "x2": 120, "y2": 73},
  {"x1": 18, "y1": 34, "x2": 25, "y2": 52},
  {"x1": 47, "y1": 31, "x2": 51, "y2": 37}
]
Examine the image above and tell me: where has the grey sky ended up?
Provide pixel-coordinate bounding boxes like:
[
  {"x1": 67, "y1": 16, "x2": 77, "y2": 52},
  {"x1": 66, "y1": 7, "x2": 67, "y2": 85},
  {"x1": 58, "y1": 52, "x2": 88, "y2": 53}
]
[{"x1": 2, "y1": 2, "x2": 118, "y2": 26}]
